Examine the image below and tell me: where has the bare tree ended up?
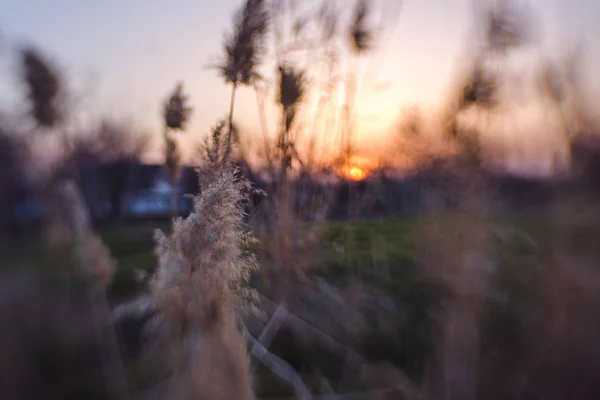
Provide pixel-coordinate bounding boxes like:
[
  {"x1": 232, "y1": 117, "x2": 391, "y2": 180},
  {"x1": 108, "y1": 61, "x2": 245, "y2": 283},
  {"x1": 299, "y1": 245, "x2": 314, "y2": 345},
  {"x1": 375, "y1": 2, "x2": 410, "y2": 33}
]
[{"x1": 60, "y1": 118, "x2": 152, "y2": 222}]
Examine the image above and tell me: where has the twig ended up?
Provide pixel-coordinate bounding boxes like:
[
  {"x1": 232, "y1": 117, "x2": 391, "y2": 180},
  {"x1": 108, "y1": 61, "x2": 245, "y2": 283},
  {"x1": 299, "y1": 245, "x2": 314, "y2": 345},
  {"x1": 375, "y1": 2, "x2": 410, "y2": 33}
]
[{"x1": 245, "y1": 331, "x2": 313, "y2": 400}]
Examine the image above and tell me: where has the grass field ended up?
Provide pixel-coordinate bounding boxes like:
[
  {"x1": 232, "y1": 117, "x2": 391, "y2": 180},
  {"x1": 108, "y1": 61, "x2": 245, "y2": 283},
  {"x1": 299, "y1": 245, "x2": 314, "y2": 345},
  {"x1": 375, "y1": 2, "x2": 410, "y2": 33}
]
[
  {"x1": 4, "y1": 210, "x2": 600, "y2": 303},
  {"x1": 3, "y1": 211, "x2": 600, "y2": 397}
]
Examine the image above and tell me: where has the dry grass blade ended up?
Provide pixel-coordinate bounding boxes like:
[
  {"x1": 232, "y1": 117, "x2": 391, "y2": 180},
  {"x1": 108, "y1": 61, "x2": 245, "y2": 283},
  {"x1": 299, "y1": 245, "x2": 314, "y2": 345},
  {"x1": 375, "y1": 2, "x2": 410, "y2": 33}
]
[
  {"x1": 249, "y1": 301, "x2": 288, "y2": 374},
  {"x1": 245, "y1": 331, "x2": 313, "y2": 400},
  {"x1": 257, "y1": 294, "x2": 366, "y2": 364}
]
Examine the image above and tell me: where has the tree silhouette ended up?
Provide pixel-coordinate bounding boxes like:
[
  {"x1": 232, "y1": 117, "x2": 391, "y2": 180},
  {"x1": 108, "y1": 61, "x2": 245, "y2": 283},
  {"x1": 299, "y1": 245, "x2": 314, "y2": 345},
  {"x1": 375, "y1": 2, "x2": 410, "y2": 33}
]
[{"x1": 65, "y1": 119, "x2": 151, "y2": 221}]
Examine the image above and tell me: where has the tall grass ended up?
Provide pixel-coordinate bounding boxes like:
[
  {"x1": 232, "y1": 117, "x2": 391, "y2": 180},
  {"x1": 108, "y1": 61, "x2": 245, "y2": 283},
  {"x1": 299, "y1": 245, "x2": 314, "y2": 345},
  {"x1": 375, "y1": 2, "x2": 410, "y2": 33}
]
[
  {"x1": 149, "y1": 168, "x2": 258, "y2": 399},
  {"x1": 2, "y1": 0, "x2": 600, "y2": 399}
]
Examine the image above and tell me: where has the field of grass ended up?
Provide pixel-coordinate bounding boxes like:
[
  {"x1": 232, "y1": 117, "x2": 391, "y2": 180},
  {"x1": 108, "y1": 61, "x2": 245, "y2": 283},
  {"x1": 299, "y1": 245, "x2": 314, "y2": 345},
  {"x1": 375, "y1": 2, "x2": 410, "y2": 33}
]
[
  {"x1": 3, "y1": 211, "x2": 600, "y2": 398},
  {"x1": 4, "y1": 211, "x2": 599, "y2": 304}
]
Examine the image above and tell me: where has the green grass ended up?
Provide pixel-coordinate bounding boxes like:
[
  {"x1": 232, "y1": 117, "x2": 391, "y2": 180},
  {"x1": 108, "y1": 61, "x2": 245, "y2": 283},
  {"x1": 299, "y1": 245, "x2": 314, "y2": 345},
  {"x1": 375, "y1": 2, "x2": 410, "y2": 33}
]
[
  {"x1": 4, "y1": 212, "x2": 600, "y2": 397},
  {"x1": 4, "y1": 212, "x2": 600, "y2": 304},
  {"x1": 98, "y1": 223, "x2": 168, "y2": 301}
]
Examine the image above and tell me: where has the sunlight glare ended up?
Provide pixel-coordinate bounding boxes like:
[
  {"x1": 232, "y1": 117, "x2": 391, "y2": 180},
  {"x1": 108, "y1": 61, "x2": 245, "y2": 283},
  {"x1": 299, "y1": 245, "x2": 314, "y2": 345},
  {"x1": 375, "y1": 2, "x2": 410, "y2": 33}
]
[{"x1": 348, "y1": 165, "x2": 367, "y2": 181}]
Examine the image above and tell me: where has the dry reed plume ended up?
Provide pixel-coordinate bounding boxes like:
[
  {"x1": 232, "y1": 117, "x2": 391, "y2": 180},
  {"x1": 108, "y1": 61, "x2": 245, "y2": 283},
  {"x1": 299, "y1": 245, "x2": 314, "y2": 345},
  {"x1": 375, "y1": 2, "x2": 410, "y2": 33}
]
[
  {"x1": 20, "y1": 46, "x2": 63, "y2": 129},
  {"x1": 150, "y1": 168, "x2": 259, "y2": 399},
  {"x1": 162, "y1": 82, "x2": 192, "y2": 217},
  {"x1": 217, "y1": 0, "x2": 269, "y2": 155}
]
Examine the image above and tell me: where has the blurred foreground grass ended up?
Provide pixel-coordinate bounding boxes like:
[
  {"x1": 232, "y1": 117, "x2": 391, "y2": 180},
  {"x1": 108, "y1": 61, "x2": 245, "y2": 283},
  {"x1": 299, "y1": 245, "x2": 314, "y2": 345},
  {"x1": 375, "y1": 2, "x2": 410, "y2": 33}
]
[
  {"x1": 3, "y1": 212, "x2": 600, "y2": 303},
  {"x1": 2, "y1": 212, "x2": 600, "y2": 397}
]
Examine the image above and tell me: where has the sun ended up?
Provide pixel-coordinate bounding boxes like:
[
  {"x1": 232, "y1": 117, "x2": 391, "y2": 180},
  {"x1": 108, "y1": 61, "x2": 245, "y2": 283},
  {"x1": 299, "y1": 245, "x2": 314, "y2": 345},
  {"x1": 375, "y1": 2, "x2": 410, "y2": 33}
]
[
  {"x1": 336, "y1": 155, "x2": 374, "y2": 181},
  {"x1": 336, "y1": 155, "x2": 373, "y2": 182},
  {"x1": 347, "y1": 165, "x2": 367, "y2": 181}
]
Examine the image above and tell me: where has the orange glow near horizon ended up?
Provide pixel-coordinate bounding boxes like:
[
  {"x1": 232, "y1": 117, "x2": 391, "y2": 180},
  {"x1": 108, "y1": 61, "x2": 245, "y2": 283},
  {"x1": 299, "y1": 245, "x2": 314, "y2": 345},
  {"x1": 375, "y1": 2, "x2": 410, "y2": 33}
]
[
  {"x1": 338, "y1": 155, "x2": 376, "y2": 181},
  {"x1": 347, "y1": 165, "x2": 368, "y2": 181}
]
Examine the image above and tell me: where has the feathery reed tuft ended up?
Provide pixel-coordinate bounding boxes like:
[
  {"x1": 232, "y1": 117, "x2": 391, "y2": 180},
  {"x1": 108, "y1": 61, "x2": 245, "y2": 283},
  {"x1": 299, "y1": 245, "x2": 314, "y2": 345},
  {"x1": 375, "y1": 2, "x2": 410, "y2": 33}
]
[
  {"x1": 163, "y1": 82, "x2": 192, "y2": 131},
  {"x1": 484, "y1": 1, "x2": 529, "y2": 53},
  {"x1": 278, "y1": 65, "x2": 305, "y2": 135},
  {"x1": 150, "y1": 167, "x2": 259, "y2": 344},
  {"x1": 198, "y1": 119, "x2": 235, "y2": 185},
  {"x1": 219, "y1": 0, "x2": 269, "y2": 86},
  {"x1": 217, "y1": 0, "x2": 269, "y2": 157},
  {"x1": 349, "y1": 0, "x2": 373, "y2": 53},
  {"x1": 150, "y1": 168, "x2": 259, "y2": 398},
  {"x1": 20, "y1": 46, "x2": 63, "y2": 128},
  {"x1": 459, "y1": 61, "x2": 497, "y2": 111}
]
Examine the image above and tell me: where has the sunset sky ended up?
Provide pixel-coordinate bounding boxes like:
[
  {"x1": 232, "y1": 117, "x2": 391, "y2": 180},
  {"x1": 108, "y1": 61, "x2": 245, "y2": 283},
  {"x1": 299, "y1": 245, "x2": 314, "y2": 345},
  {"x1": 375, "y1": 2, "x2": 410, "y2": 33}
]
[{"x1": 1, "y1": 0, "x2": 599, "y2": 171}]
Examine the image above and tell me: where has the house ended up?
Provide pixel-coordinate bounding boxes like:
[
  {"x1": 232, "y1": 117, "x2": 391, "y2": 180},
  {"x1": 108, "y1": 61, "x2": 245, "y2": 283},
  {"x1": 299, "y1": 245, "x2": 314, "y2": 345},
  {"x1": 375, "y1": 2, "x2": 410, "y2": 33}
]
[
  {"x1": 6, "y1": 163, "x2": 199, "y2": 234},
  {"x1": 121, "y1": 164, "x2": 194, "y2": 218}
]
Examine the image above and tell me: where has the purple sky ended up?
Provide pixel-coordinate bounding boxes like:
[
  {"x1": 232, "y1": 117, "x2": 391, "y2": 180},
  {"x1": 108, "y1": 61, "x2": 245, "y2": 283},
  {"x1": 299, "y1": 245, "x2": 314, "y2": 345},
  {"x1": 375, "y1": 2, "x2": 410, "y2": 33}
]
[{"x1": 1, "y1": 0, "x2": 599, "y2": 169}]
